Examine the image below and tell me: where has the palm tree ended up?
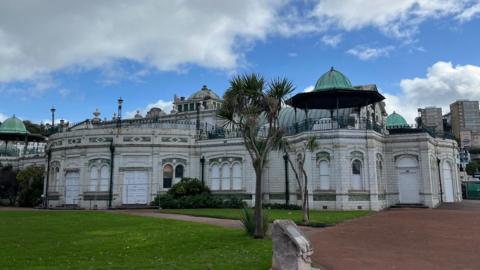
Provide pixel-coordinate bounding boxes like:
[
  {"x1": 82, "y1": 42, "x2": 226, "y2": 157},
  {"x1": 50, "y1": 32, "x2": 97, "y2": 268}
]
[{"x1": 218, "y1": 74, "x2": 294, "y2": 238}]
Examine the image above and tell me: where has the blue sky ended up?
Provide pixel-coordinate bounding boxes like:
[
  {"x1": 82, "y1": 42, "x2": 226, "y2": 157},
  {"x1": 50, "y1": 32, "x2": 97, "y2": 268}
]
[{"x1": 1, "y1": 0, "x2": 480, "y2": 124}]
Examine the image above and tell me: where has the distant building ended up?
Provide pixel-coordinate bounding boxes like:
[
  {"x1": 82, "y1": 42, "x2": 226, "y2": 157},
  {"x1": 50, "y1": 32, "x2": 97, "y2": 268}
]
[
  {"x1": 418, "y1": 107, "x2": 443, "y2": 134},
  {"x1": 450, "y1": 100, "x2": 480, "y2": 140}
]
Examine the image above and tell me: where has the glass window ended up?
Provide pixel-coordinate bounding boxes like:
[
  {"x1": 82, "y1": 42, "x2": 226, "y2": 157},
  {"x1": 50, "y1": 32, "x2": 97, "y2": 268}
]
[
  {"x1": 100, "y1": 166, "x2": 109, "y2": 191},
  {"x1": 319, "y1": 161, "x2": 330, "y2": 190},
  {"x1": 232, "y1": 163, "x2": 242, "y2": 190},
  {"x1": 163, "y1": 164, "x2": 173, "y2": 188},
  {"x1": 189, "y1": 103, "x2": 194, "y2": 111},
  {"x1": 211, "y1": 164, "x2": 220, "y2": 190},
  {"x1": 221, "y1": 164, "x2": 230, "y2": 190},
  {"x1": 89, "y1": 166, "x2": 98, "y2": 191},
  {"x1": 175, "y1": 165, "x2": 184, "y2": 179},
  {"x1": 351, "y1": 160, "x2": 363, "y2": 190}
]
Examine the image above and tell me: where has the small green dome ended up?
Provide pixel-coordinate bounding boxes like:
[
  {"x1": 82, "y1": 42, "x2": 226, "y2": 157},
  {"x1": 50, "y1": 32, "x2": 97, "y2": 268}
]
[
  {"x1": 314, "y1": 67, "x2": 353, "y2": 91},
  {"x1": 386, "y1": 112, "x2": 409, "y2": 129},
  {"x1": 0, "y1": 115, "x2": 28, "y2": 134},
  {"x1": 189, "y1": 85, "x2": 220, "y2": 100}
]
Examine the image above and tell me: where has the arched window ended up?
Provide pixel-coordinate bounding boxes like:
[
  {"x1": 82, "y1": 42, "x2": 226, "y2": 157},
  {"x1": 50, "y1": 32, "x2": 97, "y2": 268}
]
[
  {"x1": 352, "y1": 160, "x2": 363, "y2": 190},
  {"x1": 377, "y1": 154, "x2": 386, "y2": 194},
  {"x1": 221, "y1": 164, "x2": 230, "y2": 190},
  {"x1": 211, "y1": 164, "x2": 220, "y2": 190},
  {"x1": 232, "y1": 163, "x2": 242, "y2": 190},
  {"x1": 163, "y1": 164, "x2": 173, "y2": 188},
  {"x1": 319, "y1": 160, "x2": 330, "y2": 190},
  {"x1": 175, "y1": 164, "x2": 184, "y2": 183},
  {"x1": 89, "y1": 166, "x2": 98, "y2": 191},
  {"x1": 99, "y1": 166, "x2": 109, "y2": 191}
]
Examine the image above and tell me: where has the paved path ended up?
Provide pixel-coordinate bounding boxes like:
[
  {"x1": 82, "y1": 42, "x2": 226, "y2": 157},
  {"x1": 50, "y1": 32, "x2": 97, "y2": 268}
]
[{"x1": 309, "y1": 201, "x2": 480, "y2": 270}]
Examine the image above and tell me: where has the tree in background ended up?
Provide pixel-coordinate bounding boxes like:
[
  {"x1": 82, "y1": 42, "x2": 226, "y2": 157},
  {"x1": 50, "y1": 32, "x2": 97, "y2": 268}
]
[
  {"x1": 466, "y1": 161, "x2": 479, "y2": 176},
  {"x1": 0, "y1": 164, "x2": 19, "y2": 206},
  {"x1": 278, "y1": 136, "x2": 318, "y2": 225},
  {"x1": 16, "y1": 165, "x2": 45, "y2": 207},
  {"x1": 218, "y1": 74, "x2": 294, "y2": 238}
]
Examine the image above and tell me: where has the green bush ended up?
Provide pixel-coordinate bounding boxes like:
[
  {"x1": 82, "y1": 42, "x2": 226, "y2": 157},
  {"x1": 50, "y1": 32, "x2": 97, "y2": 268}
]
[
  {"x1": 153, "y1": 193, "x2": 245, "y2": 209},
  {"x1": 167, "y1": 178, "x2": 210, "y2": 198},
  {"x1": 16, "y1": 165, "x2": 44, "y2": 207},
  {"x1": 241, "y1": 205, "x2": 269, "y2": 237},
  {"x1": 152, "y1": 177, "x2": 246, "y2": 209},
  {"x1": 263, "y1": 203, "x2": 301, "y2": 210}
]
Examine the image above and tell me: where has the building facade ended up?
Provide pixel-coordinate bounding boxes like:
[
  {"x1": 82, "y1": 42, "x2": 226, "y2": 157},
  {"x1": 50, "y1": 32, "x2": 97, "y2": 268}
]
[
  {"x1": 1, "y1": 69, "x2": 463, "y2": 210},
  {"x1": 450, "y1": 100, "x2": 480, "y2": 141},
  {"x1": 418, "y1": 106, "x2": 443, "y2": 134}
]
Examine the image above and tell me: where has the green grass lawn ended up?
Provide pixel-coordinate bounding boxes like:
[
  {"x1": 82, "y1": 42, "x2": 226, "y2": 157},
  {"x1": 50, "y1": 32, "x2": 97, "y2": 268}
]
[
  {"x1": 0, "y1": 211, "x2": 271, "y2": 269},
  {"x1": 160, "y1": 208, "x2": 371, "y2": 226}
]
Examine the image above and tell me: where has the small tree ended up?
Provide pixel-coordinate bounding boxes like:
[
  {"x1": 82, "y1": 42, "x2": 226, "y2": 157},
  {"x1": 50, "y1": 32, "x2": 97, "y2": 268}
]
[
  {"x1": 16, "y1": 165, "x2": 45, "y2": 207},
  {"x1": 466, "y1": 161, "x2": 479, "y2": 176},
  {"x1": 0, "y1": 165, "x2": 19, "y2": 205},
  {"x1": 279, "y1": 136, "x2": 318, "y2": 225},
  {"x1": 218, "y1": 74, "x2": 294, "y2": 238}
]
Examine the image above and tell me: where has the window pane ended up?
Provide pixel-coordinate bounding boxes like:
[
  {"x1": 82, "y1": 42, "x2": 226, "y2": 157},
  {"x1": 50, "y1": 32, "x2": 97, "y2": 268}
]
[
  {"x1": 221, "y1": 164, "x2": 230, "y2": 190},
  {"x1": 163, "y1": 164, "x2": 173, "y2": 188},
  {"x1": 175, "y1": 165, "x2": 184, "y2": 179},
  {"x1": 232, "y1": 163, "x2": 242, "y2": 190},
  {"x1": 211, "y1": 164, "x2": 220, "y2": 190},
  {"x1": 352, "y1": 160, "x2": 361, "y2": 175}
]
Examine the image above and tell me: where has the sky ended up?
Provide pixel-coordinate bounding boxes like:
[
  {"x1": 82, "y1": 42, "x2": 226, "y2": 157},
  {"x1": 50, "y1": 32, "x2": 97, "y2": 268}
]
[{"x1": 1, "y1": 0, "x2": 480, "y2": 124}]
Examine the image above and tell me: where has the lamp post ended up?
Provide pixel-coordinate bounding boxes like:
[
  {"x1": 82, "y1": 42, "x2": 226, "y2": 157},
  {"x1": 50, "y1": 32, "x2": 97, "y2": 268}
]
[
  {"x1": 283, "y1": 152, "x2": 290, "y2": 206},
  {"x1": 50, "y1": 106, "x2": 56, "y2": 133},
  {"x1": 200, "y1": 156, "x2": 205, "y2": 186},
  {"x1": 117, "y1": 97, "x2": 123, "y2": 129}
]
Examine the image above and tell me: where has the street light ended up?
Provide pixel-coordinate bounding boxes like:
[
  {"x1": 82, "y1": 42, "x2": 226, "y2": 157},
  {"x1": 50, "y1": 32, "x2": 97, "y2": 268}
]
[
  {"x1": 50, "y1": 106, "x2": 56, "y2": 133},
  {"x1": 117, "y1": 97, "x2": 123, "y2": 129},
  {"x1": 200, "y1": 156, "x2": 206, "y2": 185}
]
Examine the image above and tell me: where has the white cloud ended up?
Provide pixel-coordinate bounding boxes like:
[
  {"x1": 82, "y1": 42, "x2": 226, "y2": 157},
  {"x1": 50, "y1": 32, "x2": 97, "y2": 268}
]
[
  {"x1": 0, "y1": 1, "x2": 285, "y2": 84},
  {"x1": 347, "y1": 45, "x2": 394, "y2": 60},
  {"x1": 0, "y1": 112, "x2": 7, "y2": 122},
  {"x1": 321, "y1": 34, "x2": 342, "y2": 47},
  {"x1": 384, "y1": 61, "x2": 480, "y2": 123},
  {"x1": 303, "y1": 85, "x2": 315, "y2": 92},
  {"x1": 288, "y1": 52, "x2": 298, "y2": 57},
  {"x1": 126, "y1": 99, "x2": 173, "y2": 119},
  {"x1": 311, "y1": 0, "x2": 473, "y2": 39},
  {"x1": 456, "y1": 2, "x2": 480, "y2": 22}
]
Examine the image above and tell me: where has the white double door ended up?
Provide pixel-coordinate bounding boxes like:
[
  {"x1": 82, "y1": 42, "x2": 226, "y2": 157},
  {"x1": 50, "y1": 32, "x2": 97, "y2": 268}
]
[
  {"x1": 398, "y1": 169, "x2": 420, "y2": 204},
  {"x1": 65, "y1": 171, "x2": 81, "y2": 204},
  {"x1": 123, "y1": 171, "x2": 149, "y2": 204}
]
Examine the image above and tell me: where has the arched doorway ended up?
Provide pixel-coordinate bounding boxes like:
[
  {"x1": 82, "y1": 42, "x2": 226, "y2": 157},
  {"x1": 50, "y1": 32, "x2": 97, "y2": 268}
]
[
  {"x1": 443, "y1": 161, "x2": 455, "y2": 202},
  {"x1": 397, "y1": 156, "x2": 420, "y2": 204},
  {"x1": 65, "y1": 171, "x2": 80, "y2": 205}
]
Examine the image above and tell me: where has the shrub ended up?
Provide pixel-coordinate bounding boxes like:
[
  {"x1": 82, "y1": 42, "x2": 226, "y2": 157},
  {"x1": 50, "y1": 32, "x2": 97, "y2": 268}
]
[
  {"x1": 154, "y1": 193, "x2": 245, "y2": 209},
  {"x1": 16, "y1": 165, "x2": 44, "y2": 207},
  {"x1": 263, "y1": 203, "x2": 301, "y2": 210},
  {"x1": 167, "y1": 178, "x2": 210, "y2": 198},
  {"x1": 241, "y1": 205, "x2": 269, "y2": 237}
]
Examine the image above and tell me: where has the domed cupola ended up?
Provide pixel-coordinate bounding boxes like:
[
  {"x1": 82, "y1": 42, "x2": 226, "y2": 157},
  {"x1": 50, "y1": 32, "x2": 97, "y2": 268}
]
[
  {"x1": 386, "y1": 112, "x2": 409, "y2": 129},
  {"x1": 189, "y1": 85, "x2": 220, "y2": 100},
  {"x1": 0, "y1": 115, "x2": 28, "y2": 134},
  {"x1": 314, "y1": 67, "x2": 354, "y2": 91}
]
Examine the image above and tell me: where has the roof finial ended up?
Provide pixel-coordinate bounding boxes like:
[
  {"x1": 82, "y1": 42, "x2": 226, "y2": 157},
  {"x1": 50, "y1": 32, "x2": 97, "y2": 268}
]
[{"x1": 330, "y1": 66, "x2": 334, "y2": 71}]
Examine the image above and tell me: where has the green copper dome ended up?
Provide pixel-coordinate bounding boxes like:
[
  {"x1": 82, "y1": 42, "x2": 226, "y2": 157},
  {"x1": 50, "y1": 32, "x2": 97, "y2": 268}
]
[
  {"x1": 0, "y1": 115, "x2": 28, "y2": 134},
  {"x1": 314, "y1": 67, "x2": 353, "y2": 91},
  {"x1": 386, "y1": 112, "x2": 409, "y2": 129},
  {"x1": 189, "y1": 85, "x2": 220, "y2": 100}
]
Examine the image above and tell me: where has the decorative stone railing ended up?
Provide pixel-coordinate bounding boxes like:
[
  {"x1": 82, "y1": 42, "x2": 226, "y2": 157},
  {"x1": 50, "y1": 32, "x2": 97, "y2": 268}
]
[{"x1": 271, "y1": 220, "x2": 318, "y2": 270}]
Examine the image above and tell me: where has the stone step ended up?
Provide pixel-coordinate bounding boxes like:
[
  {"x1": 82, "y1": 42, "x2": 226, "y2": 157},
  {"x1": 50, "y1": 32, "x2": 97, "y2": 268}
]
[{"x1": 390, "y1": 203, "x2": 428, "y2": 209}]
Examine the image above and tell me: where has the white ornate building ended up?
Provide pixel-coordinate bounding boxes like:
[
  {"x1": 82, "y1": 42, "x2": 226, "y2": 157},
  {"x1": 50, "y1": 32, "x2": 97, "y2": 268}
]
[{"x1": 1, "y1": 69, "x2": 462, "y2": 210}]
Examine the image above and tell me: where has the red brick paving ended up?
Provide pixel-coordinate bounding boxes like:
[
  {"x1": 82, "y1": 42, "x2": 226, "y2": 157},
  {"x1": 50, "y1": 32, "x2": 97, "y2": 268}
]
[{"x1": 309, "y1": 201, "x2": 480, "y2": 270}]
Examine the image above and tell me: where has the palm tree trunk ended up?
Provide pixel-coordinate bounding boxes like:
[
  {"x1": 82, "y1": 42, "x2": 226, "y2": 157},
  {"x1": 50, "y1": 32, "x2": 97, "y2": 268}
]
[{"x1": 253, "y1": 164, "x2": 264, "y2": 238}]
